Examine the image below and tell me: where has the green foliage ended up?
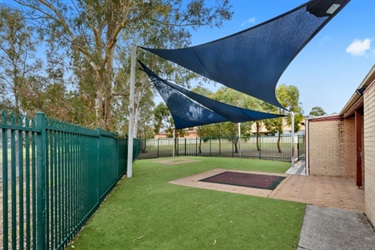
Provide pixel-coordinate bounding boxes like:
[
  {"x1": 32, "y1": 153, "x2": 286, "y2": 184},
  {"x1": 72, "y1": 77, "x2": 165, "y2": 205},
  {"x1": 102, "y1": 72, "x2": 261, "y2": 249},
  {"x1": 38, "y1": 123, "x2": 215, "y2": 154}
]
[
  {"x1": 13, "y1": 0, "x2": 233, "y2": 131},
  {"x1": 208, "y1": 87, "x2": 255, "y2": 137},
  {"x1": 309, "y1": 106, "x2": 327, "y2": 117},
  {"x1": 0, "y1": 6, "x2": 42, "y2": 117},
  {"x1": 153, "y1": 102, "x2": 173, "y2": 135},
  {"x1": 264, "y1": 84, "x2": 304, "y2": 135},
  {"x1": 262, "y1": 84, "x2": 303, "y2": 153}
]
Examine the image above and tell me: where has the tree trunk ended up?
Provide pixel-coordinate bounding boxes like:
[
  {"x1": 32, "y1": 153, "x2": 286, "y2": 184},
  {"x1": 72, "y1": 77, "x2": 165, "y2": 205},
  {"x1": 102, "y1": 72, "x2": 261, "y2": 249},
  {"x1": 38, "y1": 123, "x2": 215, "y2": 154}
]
[
  {"x1": 94, "y1": 63, "x2": 113, "y2": 130},
  {"x1": 14, "y1": 91, "x2": 20, "y2": 119},
  {"x1": 133, "y1": 89, "x2": 145, "y2": 138},
  {"x1": 277, "y1": 133, "x2": 282, "y2": 153},
  {"x1": 199, "y1": 137, "x2": 202, "y2": 154},
  {"x1": 141, "y1": 139, "x2": 147, "y2": 153},
  {"x1": 133, "y1": 93, "x2": 141, "y2": 138},
  {"x1": 233, "y1": 138, "x2": 238, "y2": 153},
  {"x1": 174, "y1": 131, "x2": 178, "y2": 156},
  {"x1": 256, "y1": 122, "x2": 260, "y2": 151}
]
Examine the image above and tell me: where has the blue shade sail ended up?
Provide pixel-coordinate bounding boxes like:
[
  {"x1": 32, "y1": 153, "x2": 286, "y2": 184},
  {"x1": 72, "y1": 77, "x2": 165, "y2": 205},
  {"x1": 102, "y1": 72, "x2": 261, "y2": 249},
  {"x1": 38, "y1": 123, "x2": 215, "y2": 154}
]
[
  {"x1": 141, "y1": 0, "x2": 350, "y2": 109},
  {"x1": 140, "y1": 61, "x2": 283, "y2": 129},
  {"x1": 140, "y1": 63, "x2": 228, "y2": 129}
]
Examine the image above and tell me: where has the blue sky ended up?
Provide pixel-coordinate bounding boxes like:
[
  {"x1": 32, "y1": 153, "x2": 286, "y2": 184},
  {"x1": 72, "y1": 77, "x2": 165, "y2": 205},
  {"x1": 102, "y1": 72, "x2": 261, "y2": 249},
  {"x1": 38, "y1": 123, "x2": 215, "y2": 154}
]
[{"x1": 189, "y1": 0, "x2": 375, "y2": 115}]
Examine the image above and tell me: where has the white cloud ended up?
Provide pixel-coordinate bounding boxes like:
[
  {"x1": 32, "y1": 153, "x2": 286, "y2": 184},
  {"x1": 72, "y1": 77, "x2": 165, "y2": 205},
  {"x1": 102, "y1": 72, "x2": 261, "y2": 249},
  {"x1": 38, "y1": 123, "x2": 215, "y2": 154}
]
[
  {"x1": 346, "y1": 38, "x2": 372, "y2": 56},
  {"x1": 241, "y1": 17, "x2": 256, "y2": 27}
]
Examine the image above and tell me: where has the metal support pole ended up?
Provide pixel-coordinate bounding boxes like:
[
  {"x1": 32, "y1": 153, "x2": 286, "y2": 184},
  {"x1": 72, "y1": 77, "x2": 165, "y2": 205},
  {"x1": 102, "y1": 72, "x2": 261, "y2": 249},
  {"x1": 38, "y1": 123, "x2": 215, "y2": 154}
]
[
  {"x1": 127, "y1": 44, "x2": 136, "y2": 178},
  {"x1": 172, "y1": 127, "x2": 175, "y2": 157},
  {"x1": 291, "y1": 111, "x2": 295, "y2": 168},
  {"x1": 238, "y1": 123, "x2": 241, "y2": 157}
]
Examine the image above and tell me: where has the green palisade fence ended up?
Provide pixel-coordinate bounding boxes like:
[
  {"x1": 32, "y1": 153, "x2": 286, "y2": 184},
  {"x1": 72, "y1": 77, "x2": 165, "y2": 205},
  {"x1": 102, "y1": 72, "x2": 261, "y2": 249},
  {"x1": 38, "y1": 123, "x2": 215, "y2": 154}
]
[
  {"x1": 0, "y1": 111, "x2": 141, "y2": 249},
  {"x1": 138, "y1": 135, "x2": 305, "y2": 162}
]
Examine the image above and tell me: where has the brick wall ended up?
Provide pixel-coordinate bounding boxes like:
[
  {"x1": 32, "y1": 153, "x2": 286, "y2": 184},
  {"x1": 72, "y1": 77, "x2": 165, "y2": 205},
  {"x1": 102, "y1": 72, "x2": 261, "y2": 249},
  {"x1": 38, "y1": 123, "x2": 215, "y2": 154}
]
[
  {"x1": 309, "y1": 119, "x2": 344, "y2": 176},
  {"x1": 342, "y1": 118, "x2": 356, "y2": 177},
  {"x1": 364, "y1": 81, "x2": 375, "y2": 225},
  {"x1": 309, "y1": 117, "x2": 357, "y2": 177}
]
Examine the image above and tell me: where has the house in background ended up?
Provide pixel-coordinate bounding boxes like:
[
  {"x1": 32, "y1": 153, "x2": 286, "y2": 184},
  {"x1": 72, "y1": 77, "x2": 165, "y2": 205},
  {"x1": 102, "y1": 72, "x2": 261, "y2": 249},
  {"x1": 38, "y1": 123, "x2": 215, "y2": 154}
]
[
  {"x1": 154, "y1": 127, "x2": 198, "y2": 139},
  {"x1": 305, "y1": 65, "x2": 375, "y2": 226},
  {"x1": 250, "y1": 117, "x2": 306, "y2": 136},
  {"x1": 155, "y1": 117, "x2": 306, "y2": 139}
]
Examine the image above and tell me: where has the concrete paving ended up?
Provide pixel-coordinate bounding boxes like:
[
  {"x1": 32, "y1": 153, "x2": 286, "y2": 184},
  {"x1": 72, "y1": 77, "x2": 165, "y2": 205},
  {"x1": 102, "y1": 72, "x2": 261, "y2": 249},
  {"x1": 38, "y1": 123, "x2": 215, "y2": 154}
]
[
  {"x1": 168, "y1": 160, "x2": 375, "y2": 249},
  {"x1": 285, "y1": 161, "x2": 307, "y2": 175},
  {"x1": 298, "y1": 205, "x2": 375, "y2": 250},
  {"x1": 270, "y1": 174, "x2": 365, "y2": 211}
]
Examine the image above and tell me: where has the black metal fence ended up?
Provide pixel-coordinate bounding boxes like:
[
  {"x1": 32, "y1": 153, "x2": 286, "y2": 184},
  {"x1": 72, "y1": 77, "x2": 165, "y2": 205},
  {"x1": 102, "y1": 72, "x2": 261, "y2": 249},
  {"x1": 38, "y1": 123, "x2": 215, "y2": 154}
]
[{"x1": 138, "y1": 135, "x2": 305, "y2": 162}]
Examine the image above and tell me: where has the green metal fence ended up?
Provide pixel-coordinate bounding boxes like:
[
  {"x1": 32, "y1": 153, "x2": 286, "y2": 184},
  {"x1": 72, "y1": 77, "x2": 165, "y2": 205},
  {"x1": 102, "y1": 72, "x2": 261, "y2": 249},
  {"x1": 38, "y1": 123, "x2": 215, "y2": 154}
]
[
  {"x1": 1, "y1": 111, "x2": 141, "y2": 249},
  {"x1": 138, "y1": 134, "x2": 305, "y2": 162}
]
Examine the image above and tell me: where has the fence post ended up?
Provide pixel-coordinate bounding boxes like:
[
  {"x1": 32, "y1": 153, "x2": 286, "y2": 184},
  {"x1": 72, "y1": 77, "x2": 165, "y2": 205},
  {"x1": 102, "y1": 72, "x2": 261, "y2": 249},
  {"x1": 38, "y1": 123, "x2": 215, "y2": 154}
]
[
  {"x1": 239, "y1": 136, "x2": 242, "y2": 158},
  {"x1": 2, "y1": 111, "x2": 9, "y2": 249},
  {"x1": 231, "y1": 137, "x2": 234, "y2": 158},
  {"x1": 259, "y1": 136, "x2": 262, "y2": 159},
  {"x1": 157, "y1": 139, "x2": 159, "y2": 158},
  {"x1": 209, "y1": 137, "x2": 211, "y2": 157},
  {"x1": 297, "y1": 135, "x2": 300, "y2": 161},
  {"x1": 36, "y1": 112, "x2": 47, "y2": 250},
  {"x1": 116, "y1": 134, "x2": 119, "y2": 179},
  {"x1": 195, "y1": 137, "x2": 198, "y2": 156}
]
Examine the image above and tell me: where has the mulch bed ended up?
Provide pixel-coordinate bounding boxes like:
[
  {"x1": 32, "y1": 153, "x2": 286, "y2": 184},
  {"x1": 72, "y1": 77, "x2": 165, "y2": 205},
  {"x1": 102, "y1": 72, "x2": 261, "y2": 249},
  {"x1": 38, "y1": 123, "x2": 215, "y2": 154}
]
[{"x1": 200, "y1": 171, "x2": 286, "y2": 190}]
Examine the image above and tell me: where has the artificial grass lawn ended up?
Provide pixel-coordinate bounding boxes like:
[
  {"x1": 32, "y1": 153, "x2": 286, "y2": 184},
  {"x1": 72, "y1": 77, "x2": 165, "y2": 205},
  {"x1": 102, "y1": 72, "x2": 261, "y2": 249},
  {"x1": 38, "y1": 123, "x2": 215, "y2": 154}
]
[{"x1": 69, "y1": 157, "x2": 305, "y2": 249}]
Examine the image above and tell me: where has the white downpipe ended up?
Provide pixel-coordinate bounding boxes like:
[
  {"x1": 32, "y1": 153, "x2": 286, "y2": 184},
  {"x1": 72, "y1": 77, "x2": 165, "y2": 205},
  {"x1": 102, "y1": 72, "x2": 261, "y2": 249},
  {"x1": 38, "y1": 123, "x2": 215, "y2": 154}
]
[
  {"x1": 291, "y1": 111, "x2": 295, "y2": 168},
  {"x1": 305, "y1": 119, "x2": 309, "y2": 175},
  {"x1": 127, "y1": 44, "x2": 136, "y2": 178}
]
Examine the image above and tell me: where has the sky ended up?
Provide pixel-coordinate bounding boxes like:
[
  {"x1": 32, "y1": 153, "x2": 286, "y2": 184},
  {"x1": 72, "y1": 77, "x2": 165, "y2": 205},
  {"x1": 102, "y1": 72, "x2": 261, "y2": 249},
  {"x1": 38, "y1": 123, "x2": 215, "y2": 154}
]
[{"x1": 187, "y1": 0, "x2": 375, "y2": 115}]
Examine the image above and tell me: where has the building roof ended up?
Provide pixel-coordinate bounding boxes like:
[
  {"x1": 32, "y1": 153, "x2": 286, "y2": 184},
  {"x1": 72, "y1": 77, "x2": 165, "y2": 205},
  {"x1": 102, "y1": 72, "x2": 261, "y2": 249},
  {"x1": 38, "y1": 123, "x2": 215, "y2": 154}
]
[{"x1": 340, "y1": 65, "x2": 375, "y2": 118}]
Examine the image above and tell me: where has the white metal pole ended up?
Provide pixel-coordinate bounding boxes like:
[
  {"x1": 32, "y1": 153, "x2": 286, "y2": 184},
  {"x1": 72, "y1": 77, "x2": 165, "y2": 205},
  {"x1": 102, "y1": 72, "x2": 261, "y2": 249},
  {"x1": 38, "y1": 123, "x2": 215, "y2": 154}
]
[
  {"x1": 291, "y1": 111, "x2": 295, "y2": 168},
  {"x1": 172, "y1": 127, "x2": 175, "y2": 157},
  {"x1": 238, "y1": 123, "x2": 241, "y2": 157},
  {"x1": 127, "y1": 44, "x2": 136, "y2": 178},
  {"x1": 305, "y1": 119, "x2": 309, "y2": 175}
]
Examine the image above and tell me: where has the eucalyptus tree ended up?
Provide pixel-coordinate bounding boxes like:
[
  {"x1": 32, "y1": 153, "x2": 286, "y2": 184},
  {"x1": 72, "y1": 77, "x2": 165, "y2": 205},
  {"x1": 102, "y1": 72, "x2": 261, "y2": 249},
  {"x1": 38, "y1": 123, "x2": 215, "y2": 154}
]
[
  {"x1": 264, "y1": 84, "x2": 303, "y2": 153},
  {"x1": 13, "y1": 0, "x2": 233, "y2": 131},
  {"x1": 189, "y1": 86, "x2": 215, "y2": 153},
  {"x1": 0, "y1": 6, "x2": 42, "y2": 118},
  {"x1": 252, "y1": 100, "x2": 271, "y2": 151},
  {"x1": 209, "y1": 87, "x2": 255, "y2": 153},
  {"x1": 114, "y1": 72, "x2": 155, "y2": 137},
  {"x1": 153, "y1": 102, "x2": 173, "y2": 136},
  {"x1": 20, "y1": 41, "x2": 75, "y2": 120},
  {"x1": 309, "y1": 106, "x2": 326, "y2": 116}
]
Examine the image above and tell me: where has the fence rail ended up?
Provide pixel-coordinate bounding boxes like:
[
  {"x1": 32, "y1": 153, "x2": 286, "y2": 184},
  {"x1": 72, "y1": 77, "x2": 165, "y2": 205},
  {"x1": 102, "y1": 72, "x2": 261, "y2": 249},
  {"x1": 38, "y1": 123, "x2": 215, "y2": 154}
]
[
  {"x1": 1, "y1": 111, "x2": 140, "y2": 249},
  {"x1": 138, "y1": 135, "x2": 305, "y2": 162}
]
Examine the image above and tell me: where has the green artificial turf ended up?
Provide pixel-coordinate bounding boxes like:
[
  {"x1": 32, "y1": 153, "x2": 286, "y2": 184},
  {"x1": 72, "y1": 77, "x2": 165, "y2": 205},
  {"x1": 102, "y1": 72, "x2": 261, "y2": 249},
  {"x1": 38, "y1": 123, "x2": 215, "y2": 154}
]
[{"x1": 69, "y1": 157, "x2": 305, "y2": 250}]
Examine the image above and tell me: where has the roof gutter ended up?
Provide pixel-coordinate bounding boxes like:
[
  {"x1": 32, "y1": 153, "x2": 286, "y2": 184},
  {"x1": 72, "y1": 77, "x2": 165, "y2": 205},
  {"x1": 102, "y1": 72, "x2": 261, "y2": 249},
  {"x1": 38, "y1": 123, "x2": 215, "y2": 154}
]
[{"x1": 340, "y1": 65, "x2": 375, "y2": 116}]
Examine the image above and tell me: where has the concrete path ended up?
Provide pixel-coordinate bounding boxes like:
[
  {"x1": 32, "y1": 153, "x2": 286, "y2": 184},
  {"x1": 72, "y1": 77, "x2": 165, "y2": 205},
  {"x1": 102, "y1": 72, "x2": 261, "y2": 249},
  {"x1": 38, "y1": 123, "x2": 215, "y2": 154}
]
[
  {"x1": 298, "y1": 205, "x2": 375, "y2": 250},
  {"x1": 169, "y1": 161, "x2": 375, "y2": 250},
  {"x1": 270, "y1": 174, "x2": 365, "y2": 211},
  {"x1": 285, "y1": 161, "x2": 307, "y2": 175}
]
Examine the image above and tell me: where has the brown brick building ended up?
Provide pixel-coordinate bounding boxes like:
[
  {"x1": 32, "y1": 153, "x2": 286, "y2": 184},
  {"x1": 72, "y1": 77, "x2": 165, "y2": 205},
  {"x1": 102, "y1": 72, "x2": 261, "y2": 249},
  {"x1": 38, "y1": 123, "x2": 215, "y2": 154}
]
[{"x1": 306, "y1": 65, "x2": 375, "y2": 225}]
